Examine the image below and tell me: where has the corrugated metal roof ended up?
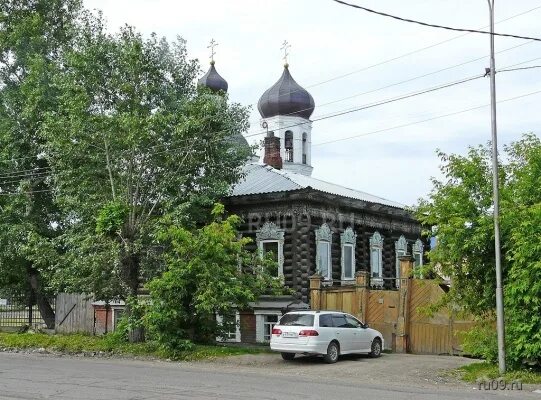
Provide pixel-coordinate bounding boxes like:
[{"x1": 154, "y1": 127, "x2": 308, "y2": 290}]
[{"x1": 230, "y1": 162, "x2": 405, "y2": 209}]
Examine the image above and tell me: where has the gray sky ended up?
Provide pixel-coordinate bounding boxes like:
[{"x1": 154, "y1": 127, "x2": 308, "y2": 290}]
[{"x1": 83, "y1": 0, "x2": 541, "y2": 205}]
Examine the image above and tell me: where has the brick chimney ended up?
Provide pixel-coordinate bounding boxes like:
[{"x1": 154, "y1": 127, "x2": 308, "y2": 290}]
[{"x1": 263, "y1": 132, "x2": 282, "y2": 170}]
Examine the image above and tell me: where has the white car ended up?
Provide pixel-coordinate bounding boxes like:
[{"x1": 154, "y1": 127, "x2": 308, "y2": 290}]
[{"x1": 270, "y1": 310, "x2": 384, "y2": 363}]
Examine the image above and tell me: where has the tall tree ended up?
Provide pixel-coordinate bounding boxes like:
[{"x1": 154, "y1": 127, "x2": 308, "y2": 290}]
[
  {"x1": 0, "y1": 0, "x2": 83, "y2": 328},
  {"x1": 416, "y1": 133, "x2": 541, "y2": 367},
  {"x1": 42, "y1": 18, "x2": 251, "y2": 339}
]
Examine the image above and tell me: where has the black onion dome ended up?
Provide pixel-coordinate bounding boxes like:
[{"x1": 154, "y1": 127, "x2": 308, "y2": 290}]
[
  {"x1": 198, "y1": 61, "x2": 228, "y2": 93},
  {"x1": 258, "y1": 65, "x2": 315, "y2": 119}
]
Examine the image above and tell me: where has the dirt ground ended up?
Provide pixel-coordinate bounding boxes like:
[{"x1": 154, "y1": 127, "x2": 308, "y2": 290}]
[{"x1": 191, "y1": 352, "x2": 539, "y2": 393}]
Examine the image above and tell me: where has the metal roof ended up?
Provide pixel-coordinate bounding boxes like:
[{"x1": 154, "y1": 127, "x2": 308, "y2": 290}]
[{"x1": 230, "y1": 162, "x2": 405, "y2": 209}]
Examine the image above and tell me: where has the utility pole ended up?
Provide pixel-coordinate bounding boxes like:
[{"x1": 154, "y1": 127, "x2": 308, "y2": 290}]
[{"x1": 487, "y1": 0, "x2": 506, "y2": 374}]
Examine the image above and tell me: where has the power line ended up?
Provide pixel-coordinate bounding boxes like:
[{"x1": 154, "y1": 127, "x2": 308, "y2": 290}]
[
  {"x1": 499, "y1": 64, "x2": 541, "y2": 73},
  {"x1": 332, "y1": 0, "x2": 541, "y2": 42},
  {"x1": 314, "y1": 89, "x2": 541, "y2": 146}
]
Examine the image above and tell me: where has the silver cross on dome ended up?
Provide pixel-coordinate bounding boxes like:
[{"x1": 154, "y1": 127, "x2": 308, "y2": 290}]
[
  {"x1": 281, "y1": 40, "x2": 291, "y2": 67},
  {"x1": 208, "y1": 39, "x2": 218, "y2": 64}
]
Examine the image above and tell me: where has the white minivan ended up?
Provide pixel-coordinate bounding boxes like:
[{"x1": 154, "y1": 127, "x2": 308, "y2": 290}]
[{"x1": 270, "y1": 311, "x2": 384, "y2": 363}]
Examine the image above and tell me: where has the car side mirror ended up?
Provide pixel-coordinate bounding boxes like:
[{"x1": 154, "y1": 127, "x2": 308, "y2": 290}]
[{"x1": 363, "y1": 323, "x2": 369, "y2": 329}]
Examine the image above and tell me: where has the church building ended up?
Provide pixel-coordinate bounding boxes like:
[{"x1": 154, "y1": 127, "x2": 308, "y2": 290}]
[{"x1": 198, "y1": 54, "x2": 424, "y2": 345}]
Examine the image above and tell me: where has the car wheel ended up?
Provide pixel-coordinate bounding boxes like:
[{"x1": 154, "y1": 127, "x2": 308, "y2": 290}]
[
  {"x1": 369, "y1": 338, "x2": 382, "y2": 358},
  {"x1": 281, "y1": 352, "x2": 295, "y2": 361},
  {"x1": 324, "y1": 341, "x2": 339, "y2": 364}
]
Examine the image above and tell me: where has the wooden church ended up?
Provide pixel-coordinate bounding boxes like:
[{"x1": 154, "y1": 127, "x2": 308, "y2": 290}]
[{"x1": 198, "y1": 55, "x2": 424, "y2": 344}]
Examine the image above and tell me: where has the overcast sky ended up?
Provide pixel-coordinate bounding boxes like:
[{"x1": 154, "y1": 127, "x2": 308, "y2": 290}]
[{"x1": 83, "y1": 0, "x2": 541, "y2": 205}]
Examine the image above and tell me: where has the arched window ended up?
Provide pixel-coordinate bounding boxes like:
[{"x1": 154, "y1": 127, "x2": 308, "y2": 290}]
[
  {"x1": 284, "y1": 131, "x2": 293, "y2": 162},
  {"x1": 302, "y1": 132, "x2": 307, "y2": 164},
  {"x1": 316, "y1": 223, "x2": 332, "y2": 281},
  {"x1": 395, "y1": 235, "x2": 407, "y2": 287},
  {"x1": 370, "y1": 231, "x2": 384, "y2": 287},
  {"x1": 341, "y1": 227, "x2": 357, "y2": 281}
]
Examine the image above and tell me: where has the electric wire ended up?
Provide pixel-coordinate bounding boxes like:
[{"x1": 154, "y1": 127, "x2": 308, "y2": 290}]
[{"x1": 332, "y1": 0, "x2": 541, "y2": 42}]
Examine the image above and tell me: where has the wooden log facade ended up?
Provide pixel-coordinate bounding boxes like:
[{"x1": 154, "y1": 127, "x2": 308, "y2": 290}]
[{"x1": 224, "y1": 187, "x2": 424, "y2": 305}]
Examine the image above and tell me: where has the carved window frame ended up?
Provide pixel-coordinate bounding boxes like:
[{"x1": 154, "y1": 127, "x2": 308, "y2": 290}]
[
  {"x1": 340, "y1": 227, "x2": 357, "y2": 281},
  {"x1": 395, "y1": 235, "x2": 407, "y2": 287},
  {"x1": 256, "y1": 222, "x2": 285, "y2": 278},
  {"x1": 315, "y1": 223, "x2": 332, "y2": 281},
  {"x1": 370, "y1": 231, "x2": 384, "y2": 287},
  {"x1": 413, "y1": 239, "x2": 424, "y2": 278}
]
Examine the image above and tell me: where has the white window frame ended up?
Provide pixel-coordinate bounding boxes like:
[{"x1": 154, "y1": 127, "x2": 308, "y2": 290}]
[
  {"x1": 413, "y1": 239, "x2": 424, "y2": 277},
  {"x1": 256, "y1": 222, "x2": 284, "y2": 278},
  {"x1": 255, "y1": 311, "x2": 281, "y2": 343},
  {"x1": 315, "y1": 223, "x2": 333, "y2": 281},
  {"x1": 340, "y1": 227, "x2": 357, "y2": 282},
  {"x1": 370, "y1": 231, "x2": 384, "y2": 287},
  {"x1": 216, "y1": 312, "x2": 241, "y2": 343},
  {"x1": 395, "y1": 235, "x2": 407, "y2": 287}
]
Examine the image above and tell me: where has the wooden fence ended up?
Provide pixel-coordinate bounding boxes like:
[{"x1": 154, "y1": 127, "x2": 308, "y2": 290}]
[
  {"x1": 310, "y1": 257, "x2": 475, "y2": 355},
  {"x1": 55, "y1": 293, "x2": 95, "y2": 334}
]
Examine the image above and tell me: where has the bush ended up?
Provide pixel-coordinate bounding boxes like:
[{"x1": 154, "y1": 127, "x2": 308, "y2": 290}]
[{"x1": 461, "y1": 323, "x2": 498, "y2": 363}]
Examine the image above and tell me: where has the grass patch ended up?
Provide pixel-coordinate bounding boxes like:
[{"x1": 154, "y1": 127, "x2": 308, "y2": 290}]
[
  {"x1": 457, "y1": 362, "x2": 541, "y2": 384},
  {"x1": 0, "y1": 332, "x2": 269, "y2": 361}
]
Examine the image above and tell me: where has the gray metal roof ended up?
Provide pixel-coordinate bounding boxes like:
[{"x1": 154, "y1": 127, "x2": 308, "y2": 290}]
[{"x1": 230, "y1": 162, "x2": 405, "y2": 209}]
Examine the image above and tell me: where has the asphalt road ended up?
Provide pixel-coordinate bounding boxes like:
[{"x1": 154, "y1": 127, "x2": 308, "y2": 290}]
[{"x1": 0, "y1": 352, "x2": 539, "y2": 400}]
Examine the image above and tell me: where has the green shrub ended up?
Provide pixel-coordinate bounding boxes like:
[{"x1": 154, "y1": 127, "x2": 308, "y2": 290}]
[{"x1": 461, "y1": 323, "x2": 498, "y2": 363}]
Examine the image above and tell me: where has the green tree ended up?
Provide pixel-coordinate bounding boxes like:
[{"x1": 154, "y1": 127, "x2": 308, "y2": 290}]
[
  {"x1": 0, "y1": 0, "x2": 83, "y2": 327},
  {"x1": 42, "y1": 17, "x2": 251, "y2": 339},
  {"x1": 416, "y1": 133, "x2": 541, "y2": 367},
  {"x1": 146, "y1": 204, "x2": 284, "y2": 355}
]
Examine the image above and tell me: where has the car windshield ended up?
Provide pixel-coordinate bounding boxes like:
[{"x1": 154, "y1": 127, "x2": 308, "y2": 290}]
[{"x1": 278, "y1": 313, "x2": 314, "y2": 327}]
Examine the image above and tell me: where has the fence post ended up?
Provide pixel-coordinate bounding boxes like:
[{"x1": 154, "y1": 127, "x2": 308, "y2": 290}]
[
  {"x1": 309, "y1": 274, "x2": 323, "y2": 311},
  {"x1": 355, "y1": 271, "x2": 369, "y2": 323},
  {"x1": 395, "y1": 255, "x2": 414, "y2": 353},
  {"x1": 28, "y1": 292, "x2": 33, "y2": 328}
]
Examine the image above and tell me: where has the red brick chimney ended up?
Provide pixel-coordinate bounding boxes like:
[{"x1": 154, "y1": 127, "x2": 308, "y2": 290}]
[{"x1": 263, "y1": 132, "x2": 282, "y2": 170}]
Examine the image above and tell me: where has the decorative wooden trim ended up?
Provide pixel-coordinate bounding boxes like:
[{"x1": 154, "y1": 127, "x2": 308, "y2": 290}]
[
  {"x1": 256, "y1": 222, "x2": 285, "y2": 278},
  {"x1": 369, "y1": 231, "x2": 384, "y2": 285},
  {"x1": 340, "y1": 227, "x2": 357, "y2": 281},
  {"x1": 315, "y1": 223, "x2": 332, "y2": 242},
  {"x1": 395, "y1": 235, "x2": 407, "y2": 286},
  {"x1": 315, "y1": 223, "x2": 332, "y2": 280}
]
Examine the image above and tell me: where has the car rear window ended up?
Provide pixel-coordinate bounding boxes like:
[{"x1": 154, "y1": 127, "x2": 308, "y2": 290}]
[{"x1": 279, "y1": 313, "x2": 314, "y2": 327}]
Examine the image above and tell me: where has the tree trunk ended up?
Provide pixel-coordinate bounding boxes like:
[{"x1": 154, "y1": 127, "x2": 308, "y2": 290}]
[
  {"x1": 121, "y1": 252, "x2": 145, "y2": 342},
  {"x1": 28, "y1": 268, "x2": 55, "y2": 329}
]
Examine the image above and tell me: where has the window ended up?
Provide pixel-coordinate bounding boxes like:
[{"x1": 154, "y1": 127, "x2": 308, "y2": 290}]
[
  {"x1": 302, "y1": 132, "x2": 307, "y2": 164},
  {"x1": 370, "y1": 231, "x2": 384, "y2": 287},
  {"x1": 256, "y1": 222, "x2": 284, "y2": 278},
  {"x1": 216, "y1": 313, "x2": 241, "y2": 342},
  {"x1": 315, "y1": 223, "x2": 332, "y2": 280},
  {"x1": 263, "y1": 314, "x2": 279, "y2": 342},
  {"x1": 395, "y1": 235, "x2": 407, "y2": 287},
  {"x1": 284, "y1": 131, "x2": 293, "y2": 162},
  {"x1": 345, "y1": 315, "x2": 362, "y2": 328},
  {"x1": 341, "y1": 227, "x2": 357, "y2": 281},
  {"x1": 279, "y1": 313, "x2": 314, "y2": 327},
  {"x1": 331, "y1": 314, "x2": 348, "y2": 328},
  {"x1": 413, "y1": 239, "x2": 424, "y2": 277},
  {"x1": 318, "y1": 314, "x2": 333, "y2": 327}
]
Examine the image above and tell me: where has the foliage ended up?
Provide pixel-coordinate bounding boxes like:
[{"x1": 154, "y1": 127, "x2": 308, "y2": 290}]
[
  {"x1": 0, "y1": 0, "x2": 83, "y2": 326},
  {"x1": 0, "y1": 332, "x2": 268, "y2": 360},
  {"x1": 461, "y1": 323, "x2": 498, "y2": 364},
  {"x1": 457, "y1": 362, "x2": 541, "y2": 384},
  {"x1": 416, "y1": 133, "x2": 541, "y2": 368},
  {"x1": 39, "y1": 13, "x2": 251, "y2": 302},
  {"x1": 146, "y1": 205, "x2": 285, "y2": 354}
]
